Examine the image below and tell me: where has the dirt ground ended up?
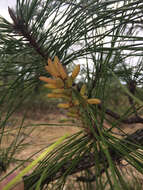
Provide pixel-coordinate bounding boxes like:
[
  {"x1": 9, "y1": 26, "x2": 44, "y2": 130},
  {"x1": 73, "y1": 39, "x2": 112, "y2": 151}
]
[
  {"x1": 2, "y1": 109, "x2": 143, "y2": 163},
  {"x1": 1, "y1": 110, "x2": 143, "y2": 189},
  {"x1": 2, "y1": 110, "x2": 79, "y2": 161}
]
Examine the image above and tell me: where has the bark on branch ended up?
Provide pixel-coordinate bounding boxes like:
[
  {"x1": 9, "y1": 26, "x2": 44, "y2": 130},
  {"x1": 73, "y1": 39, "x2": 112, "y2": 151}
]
[
  {"x1": 98, "y1": 104, "x2": 143, "y2": 124},
  {"x1": 8, "y1": 7, "x2": 47, "y2": 60}
]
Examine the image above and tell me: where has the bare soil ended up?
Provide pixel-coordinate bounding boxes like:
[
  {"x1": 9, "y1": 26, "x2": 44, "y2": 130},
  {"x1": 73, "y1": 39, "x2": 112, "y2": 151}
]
[
  {"x1": 2, "y1": 109, "x2": 143, "y2": 163},
  {"x1": 1, "y1": 110, "x2": 143, "y2": 189},
  {"x1": 2, "y1": 110, "x2": 79, "y2": 160}
]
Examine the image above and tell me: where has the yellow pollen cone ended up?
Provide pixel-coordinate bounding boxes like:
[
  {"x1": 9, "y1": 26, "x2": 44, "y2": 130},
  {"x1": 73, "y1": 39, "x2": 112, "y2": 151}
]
[
  {"x1": 47, "y1": 58, "x2": 59, "y2": 77},
  {"x1": 87, "y1": 98, "x2": 101, "y2": 104},
  {"x1": 72, "y1": 65, "x2": 80, "y2": 79},
  {"x1": 45, "y1": 65, "x2": 57, "y2": 77},
  {"x1": 58, "y1": 62, "x2": 68, "y2": 80},
  {"x1": 45, "y1": 65, "x2": 50, "y2": 72},
  {"x1": 80, "y1": 84, "x2": 86, "y2": 96},
  {"x1": 39, "y1": 76, "x2": 56, "y2": 84},
  {"x1": 54, "y1": 56, "x2": 60, "y2": 71},
  {"x1": 66, "y1": 76, "x2": 73, "y2": 88},
  {"x1": 57, "y1": 103, "x2": 70, "y2": 109},
  {"x1": 55, "y1": 78, "x2": 64, "y2": 88},
  {"x1": 52, "y1": 89, "x2": 65, "y2": 93},
  {"x1": 44, "y1": 84, "x2": 57, "y2": 89},
  {"x1": 47, "y1": 93, "x2": 65, "y2": 98},
  {"x1": 52, "y1": 89, "x2": 71, "y2": 97},
  {"x1": 49, "y1": 58, "x2": 60, "y2": 77}
]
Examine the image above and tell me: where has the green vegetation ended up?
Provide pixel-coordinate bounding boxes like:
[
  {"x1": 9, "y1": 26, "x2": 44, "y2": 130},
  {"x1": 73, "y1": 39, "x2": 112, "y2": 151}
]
[{"x1": 0, "y1": 0, "x2": 143, "y2": 189}]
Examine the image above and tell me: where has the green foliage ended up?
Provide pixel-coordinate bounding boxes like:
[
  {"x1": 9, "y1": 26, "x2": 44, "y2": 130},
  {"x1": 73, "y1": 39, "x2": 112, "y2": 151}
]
[{"x1": 0, "y1": 0, "x2": 143, "y2": 189}]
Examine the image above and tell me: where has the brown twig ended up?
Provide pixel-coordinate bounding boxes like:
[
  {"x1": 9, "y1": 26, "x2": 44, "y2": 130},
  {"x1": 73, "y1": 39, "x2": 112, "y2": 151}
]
[
  {"x1": 98, "y1": 104, "x2": 143, "y2": 124},
  {"x1": 8, "y1": 7, "x2": 47, "y2": 60}
]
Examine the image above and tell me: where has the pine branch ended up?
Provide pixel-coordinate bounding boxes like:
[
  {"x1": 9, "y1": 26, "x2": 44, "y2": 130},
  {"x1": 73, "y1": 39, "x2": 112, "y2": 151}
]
[
  {"x1": 98, "y1": 104, "x2": 143, "y2": 124},
  {"x1": 8, "y1": 7, "x2": 47, "y2": 60},
  {"x1": 23, "y1": 128, "x2": 143, "y2": 188}
]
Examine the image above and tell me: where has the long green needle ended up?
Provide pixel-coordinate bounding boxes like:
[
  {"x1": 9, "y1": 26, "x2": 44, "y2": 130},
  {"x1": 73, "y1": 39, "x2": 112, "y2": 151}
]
[{"x1": 3, "y1": 134, "x2": 69, "y2": 190}]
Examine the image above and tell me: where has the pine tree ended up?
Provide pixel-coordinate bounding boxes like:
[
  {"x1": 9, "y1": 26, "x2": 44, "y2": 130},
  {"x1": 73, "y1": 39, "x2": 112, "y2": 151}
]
[{"x1": 0, "y1": 0, "x2": 143, "y2": 189}]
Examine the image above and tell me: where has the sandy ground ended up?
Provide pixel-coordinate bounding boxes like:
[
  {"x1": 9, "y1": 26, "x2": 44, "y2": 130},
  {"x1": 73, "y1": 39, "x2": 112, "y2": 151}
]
[
  {"x1": 2, "y1": 110, "x2": 143, "y2": 163},
  {"x1": 1, "y1": 111, "x2": 79, "y2": 165},
  {"x1": 1, "y1": 110, "x2": 143, "y2": 189}
]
